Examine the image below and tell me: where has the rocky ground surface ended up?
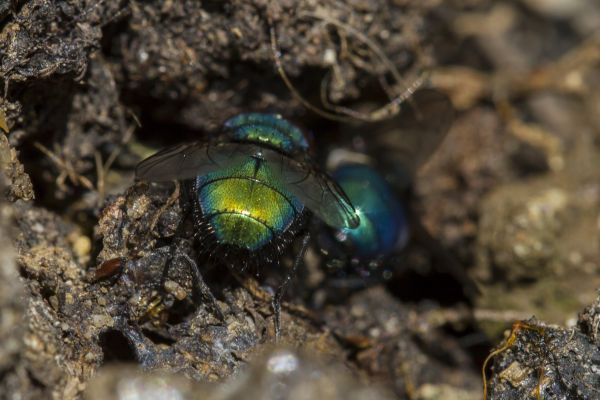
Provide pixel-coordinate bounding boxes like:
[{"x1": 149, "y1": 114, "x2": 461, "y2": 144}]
[{"x1": 1, "y1": 1, "x2": 599, "y2": 399}]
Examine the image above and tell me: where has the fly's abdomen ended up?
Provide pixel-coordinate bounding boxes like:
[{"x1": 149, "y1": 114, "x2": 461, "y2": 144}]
[{"x1": 198, "y1": 176, "x2": 300, "y2": 251}]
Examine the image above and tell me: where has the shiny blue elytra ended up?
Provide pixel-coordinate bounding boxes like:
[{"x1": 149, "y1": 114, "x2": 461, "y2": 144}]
[
  {"x1": 333, "y1": 163, "x2": 408, "y2": 258},
  {"x1": 224, "y1": 113, "x2": 310, "y2": 153}
]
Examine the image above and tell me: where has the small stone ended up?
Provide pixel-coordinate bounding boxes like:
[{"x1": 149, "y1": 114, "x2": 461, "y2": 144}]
[
  {"x1": 65, "y1": 292, "x2": 74, "y2": 305},
  {"x1": 91, "y1": 314, "x2": 114, "y2": 329},
  {"x1": 164, "y1": 280, "x2": 188, "y2": 301},
  {"x1": 498, "y1": 361, "x2": 532, "y2": 387},
  {"x1": 72, "y1": 235, "x2": 92, "y2": 260},
  {"x1": 49, "y1": 296, "x2": 60, "y2": 310}
]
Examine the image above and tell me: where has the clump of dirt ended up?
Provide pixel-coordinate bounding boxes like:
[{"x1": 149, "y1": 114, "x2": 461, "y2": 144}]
[
  {"x1": 1, "y1": 132, "x2": 34, "y2": 201},
  {"x1": 484, "y1": 293, "x2": 600, "y2": 400}
]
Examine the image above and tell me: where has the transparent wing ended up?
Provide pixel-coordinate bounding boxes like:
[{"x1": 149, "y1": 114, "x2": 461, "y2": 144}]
[
  {"x1": 263, "y1": 151, "x2": 360, "y2": 229},
  {"x1": 371, "y1": 88, "x2": 454, "y2": 179},
  {"x1": 135, "y1": 142, "x2": 252, "y2": 182},
  {"x1": 136, "y1": 140, "x2": 359, "y2": 229}
]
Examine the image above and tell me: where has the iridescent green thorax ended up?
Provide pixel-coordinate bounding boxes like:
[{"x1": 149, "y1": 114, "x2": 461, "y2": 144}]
[
  {"x1": 196, "y1": 155, "x2": 304, "y2": 251},
  {"x1": 224, "y1": 113, "x2": 309, "y2": 153}
]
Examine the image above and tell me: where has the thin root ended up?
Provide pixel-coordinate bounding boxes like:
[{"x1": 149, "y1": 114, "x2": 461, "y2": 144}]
[
  {"x1": 35, "y1": 122, "x2": 135, "y2": 204},
  {"x1": 482, "y1": 321, "x2": 546, "y2": 400},
  {"x1": 34, "y1": 142, "x2": 95, "y2": 191},
  {"x1": 268, "y1": 13, "x2": 427, "y2": 123}
]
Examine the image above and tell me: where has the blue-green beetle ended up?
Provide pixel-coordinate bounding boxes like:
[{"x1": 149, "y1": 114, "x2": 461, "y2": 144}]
[
  {"x1": 324, "y1": 89, "x2": 454, "y2": 266},
  {"x1": 322, "y1": 89, "x2": 477, "y2": 296},
  {"x1": 135, "y1": 113, "x2": 360, "y2": 334},
  {"x1": 331, "y1": 163, "x2": 409, "y2": 259}
]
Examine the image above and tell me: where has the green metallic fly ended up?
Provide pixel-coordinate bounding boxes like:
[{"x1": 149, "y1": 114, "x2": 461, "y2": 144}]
[{"x1": 135, "y1": 113, "x2": 360, "y2": 335}]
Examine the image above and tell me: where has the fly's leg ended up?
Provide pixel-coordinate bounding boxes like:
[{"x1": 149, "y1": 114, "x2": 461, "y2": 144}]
[
  {"x1": 112, "y1": 313, "x2": 159, "y2": 368},
  {"x1": 157, "y1": 182, "x2": 225, "y2": 322},
  {"x1": 272, "y1": 231, "x2": 311, "y2": 340},
  {"x1": 178, "y1": 250, "x2": 225, "y2": 322},
  {"x1": 156, "y1": 244, "x2": 225, "y2": 322}
]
